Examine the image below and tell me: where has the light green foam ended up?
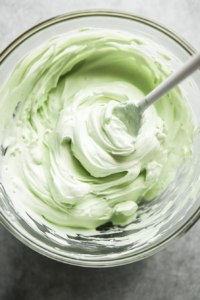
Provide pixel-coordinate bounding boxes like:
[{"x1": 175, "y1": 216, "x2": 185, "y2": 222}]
[{"x1": 0, "y1": 28, "x2": 194, "y2": 230}]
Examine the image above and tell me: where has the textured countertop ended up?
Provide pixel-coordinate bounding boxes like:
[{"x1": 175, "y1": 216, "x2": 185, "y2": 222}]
[{"x1": 1, "y1": 1, "x2": 200, "y2": 299}]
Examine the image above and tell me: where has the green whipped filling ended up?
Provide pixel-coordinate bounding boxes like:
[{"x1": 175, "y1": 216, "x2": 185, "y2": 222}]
[{"x1": 0, "y1": 28, "x2": 194, "y2": 230}]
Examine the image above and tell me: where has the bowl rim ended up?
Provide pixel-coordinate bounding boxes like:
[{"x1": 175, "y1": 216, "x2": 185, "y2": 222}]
[{"x1": 1, "y1": 9, "x2": 200, "y2": 268}]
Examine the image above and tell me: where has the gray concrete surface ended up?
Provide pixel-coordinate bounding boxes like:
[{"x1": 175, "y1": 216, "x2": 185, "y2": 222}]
[{"x1": 1, "y1": 1, "x2": 200, "y2": 299}]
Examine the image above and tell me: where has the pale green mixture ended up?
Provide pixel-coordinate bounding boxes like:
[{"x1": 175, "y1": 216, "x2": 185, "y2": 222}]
[{"x1": 0, "y1": 28, "x2": 194, "y2": 230}]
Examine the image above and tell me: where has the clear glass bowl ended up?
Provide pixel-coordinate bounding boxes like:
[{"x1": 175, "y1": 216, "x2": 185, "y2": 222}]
[{"x1": 1, "y1": 10, "x2": 200, "y2": 267}]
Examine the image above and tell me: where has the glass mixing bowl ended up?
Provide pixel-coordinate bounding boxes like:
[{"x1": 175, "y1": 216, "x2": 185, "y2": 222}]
[{"x1": 1, "y1": 10, "x2": 200, "y2": 267}]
